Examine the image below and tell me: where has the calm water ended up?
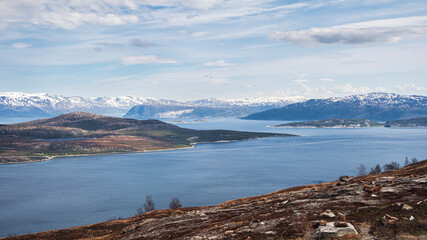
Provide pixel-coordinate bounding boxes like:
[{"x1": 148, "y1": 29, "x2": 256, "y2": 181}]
[{"x1": 0, "y1": 118, "x2": 426, "y2": 237}]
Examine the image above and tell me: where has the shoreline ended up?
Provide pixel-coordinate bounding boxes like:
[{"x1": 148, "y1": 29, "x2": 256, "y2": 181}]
[
  {"x1": 0, "y1": 145, "x2": 196, "y2": 165},
  {"x1": 0, "y1": 135, "x2": 295, "y2": 165}
]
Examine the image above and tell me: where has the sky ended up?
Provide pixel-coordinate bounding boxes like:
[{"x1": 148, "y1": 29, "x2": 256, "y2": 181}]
[{"x1": 1, "y1": 0, "x2": 427, "y2": 100}]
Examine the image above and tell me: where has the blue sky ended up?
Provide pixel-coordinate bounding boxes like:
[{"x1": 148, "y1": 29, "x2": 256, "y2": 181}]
[{"x1": 1, "y1": 0, "x2": 427, "y2": 100}]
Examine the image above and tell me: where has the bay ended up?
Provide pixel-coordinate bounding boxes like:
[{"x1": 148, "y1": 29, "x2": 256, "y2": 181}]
[{"x1": 0, "y1": 118, "x2": 426, "y2": 237}]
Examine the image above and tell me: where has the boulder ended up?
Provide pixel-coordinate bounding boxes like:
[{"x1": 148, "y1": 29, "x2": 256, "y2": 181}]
[
  {"x1": 402, "y1": 204, "x2": 413, "y2": 211},
  {"x1": 320, "y1": 210, "x2": 336, "y2": 218},
  {"x1": 315, "y1": 222, "x2": 358, "y2": 239},
  {"x1": 339, "y1": 176, "x2": 354, "y2": 182}
]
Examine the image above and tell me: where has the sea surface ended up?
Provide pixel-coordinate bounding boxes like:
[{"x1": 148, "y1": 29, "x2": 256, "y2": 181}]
[{"x1": 0, "y1": 118, "x2": 426, "y2": 237}]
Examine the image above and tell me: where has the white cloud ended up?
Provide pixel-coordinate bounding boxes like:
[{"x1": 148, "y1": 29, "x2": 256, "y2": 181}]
[
  {"x1": 179, "y1": 0, "x2": 224, "y2": 10},
  {"x1": 333, "y1": 84, "x2": 386, "y2": 94},
  {"x1": 0, "y1": 0, "x2": 322, "y2": 30},
  {"x1": 296, "y1": 73, "x2": 307, "y2": 78},
  {"x1": 293, "y1": 79, "x2": 308, "y2": 84},
  {"x1": 0, "y1": 1, "x2": 139, "y2": 30},
  {"x1": 12, "y1": 43, "x2": 30, "y2": 48},
  {"x1": 121, "y1": 55, "x2": 177, "y2": 65},
  {"x1": 204, "y1": 60, "x2": 233, "y2": 67},
  {"x1": 191, "y1": 32, "x2": 209, "y2": 38},
  {"x1": 275, "y1": 88, "x2": 299, "y2": 97},
  {"x1": 396, "y1": 83, "x2": 427, "y2": 93},
  {"x1": 320, "y1": 78, "x2": 334, "y2": 82},
  {"x1": 269, "y1": 16, "x2": 427, "y2": 45}
]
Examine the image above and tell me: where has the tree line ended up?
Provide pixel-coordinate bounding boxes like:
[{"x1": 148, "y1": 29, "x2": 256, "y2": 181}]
[
  {"x1": 136, "y1": 195, "x2": 182, "y2": 215},
  {"x1": 357, "y1": 156, "x2": 419, "y2": 176}
]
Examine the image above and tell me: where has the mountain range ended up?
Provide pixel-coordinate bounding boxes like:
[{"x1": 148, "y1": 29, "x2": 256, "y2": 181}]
[
  {"x1": 2, "y1": 92, "x2": 427, "y2": 121},
  {"x1": 244, "y1": 92, "x2": 427, "y2": 121},
  {"x1": 0, "y1": 92, "x2": 305, "y2": 118}
]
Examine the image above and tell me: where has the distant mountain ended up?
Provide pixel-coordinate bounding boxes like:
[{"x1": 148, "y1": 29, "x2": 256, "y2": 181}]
[
  {"x1": 0, "y1": 92, "x2": 165, "y2": 117},
  {"x1": 244, "y1": 93, "x2": 427, "y2": 121},
  {"x1": 124, "y1": 97, "x2": 306, "y2": 119},
  {"x1": 385, "y1": 117, "x2": 427, "y2": 128},
  {"x1": 0, "y1": 92, "x2": 306, "y2": 118},
  {"x1": 272, "y1": 119, "x2": 383, "y2": 128},
  {"x1": 0, "y1": 105, "x2": 51, "y2": 117}
]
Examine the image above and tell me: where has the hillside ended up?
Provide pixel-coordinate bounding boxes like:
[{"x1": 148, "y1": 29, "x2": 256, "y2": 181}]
[
  {"x1": 385, "y1": 117, "x2": 427, "y2": 128},
  {"x1": 272, "y1": 119, "x2": 383, "y2": 128},
  {"x1": 244, "y1": 92, "x2": 427, "y2": 121},
  {"x1": 0, "y1": 112, "x2": 293, "y2": 164},
  {"x1": 4, "y1": 160, "x2": 426, "y2": 240}
]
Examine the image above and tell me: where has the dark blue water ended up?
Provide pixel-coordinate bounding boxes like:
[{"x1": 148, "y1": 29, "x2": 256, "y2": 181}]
[{"x1": 0, "y1": 118, "x2": 426, "y2": 237}]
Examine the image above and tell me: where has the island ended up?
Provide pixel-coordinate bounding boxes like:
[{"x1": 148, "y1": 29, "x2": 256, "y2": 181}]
[
  {"x1": 385, "y1": 117, "x2": 427, "y2": 128},
  {"x1": 0, "y1": 112, "x2": 295, "y2": 164},
  {"x1": 271, "y1": 118, "x2": 384, "y2": 128}
]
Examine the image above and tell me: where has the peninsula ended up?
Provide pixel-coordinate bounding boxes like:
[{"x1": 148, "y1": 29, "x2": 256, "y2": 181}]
[
  {"x1": 271, "y1": 119, "x2": 383, "y2": 128},
  {"x1": 0, "y1": 112, "x2": 294, "y2": 164},
  {"x1": 385, "y1": 117, "x2": 427, "y2": 128}
]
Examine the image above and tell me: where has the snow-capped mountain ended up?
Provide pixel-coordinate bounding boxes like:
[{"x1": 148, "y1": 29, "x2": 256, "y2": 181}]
[
  {"x1": 124, "y1": 96, "x2": 306, "y2": 118},
  {"x1": 0, "y1": 92, "x2": 169, "y2": 117},
  {"x1": 0, "y1": 92, "x2": 306, "y2": 118},
  {"x1": 244, "y1": 92, "x2": 427, "y2": 121}
]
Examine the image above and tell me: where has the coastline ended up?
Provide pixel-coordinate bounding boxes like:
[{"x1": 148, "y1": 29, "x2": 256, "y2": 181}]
[
  {"x1": 0, "y1": 145, "x2": 196, "y2": 165},
  {"x1": 0, "y1": 135, "x2": 295, "y2": 165}
]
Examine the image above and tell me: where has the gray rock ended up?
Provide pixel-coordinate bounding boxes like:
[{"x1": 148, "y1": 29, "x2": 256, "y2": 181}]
[
  {"x1": 380, "y1": 187, "x2": 400, "y2": 193},
  {"x1": 412, "y1": 177, "x2": 427, "y2": 183},
  {"x1": 320, "y1": 210, "x2": 336, "y2": 218},
  {"x1": 402, "y1": 204, "x2": 413, "y2": 210},
  {"x1": 339, "y1": 176, "x2": 354, "y2": 182},
  {"x1": 315, "y1": 222, "x2": 358, "y2": 239}
]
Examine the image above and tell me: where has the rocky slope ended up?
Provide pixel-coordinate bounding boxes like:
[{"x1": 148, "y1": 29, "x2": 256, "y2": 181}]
[
  {"x1": 244, "y1": 92, "x2": 427, "y2": 121},
  {"x1": 4, "y1": 160, "x2": 426, "y2": 240},
  {"x1": 272, "y1": 119, "x2": 383, "y2": 128},
  {"x1": 385, "y1": 117, "x2": 427, "y2": 128},
  {"x1": 0, "y1": 112, "x2": 292, "y2": 164}
]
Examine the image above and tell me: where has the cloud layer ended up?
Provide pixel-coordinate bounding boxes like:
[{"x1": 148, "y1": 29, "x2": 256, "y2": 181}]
[
  {"x1": 269, "y1": 16, "x2": 427, "y2": 45},
  {"x1": 204, "y1": 60, "x2": 233, "y2": 67},
  {"x1": 121, "y1": 55, "x2": 177, "y2": 65}
]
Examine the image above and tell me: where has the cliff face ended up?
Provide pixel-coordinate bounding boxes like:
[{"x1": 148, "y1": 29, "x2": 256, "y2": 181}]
[{"x1": 5, "y1": 160, "x2": 427, "y2": 240}]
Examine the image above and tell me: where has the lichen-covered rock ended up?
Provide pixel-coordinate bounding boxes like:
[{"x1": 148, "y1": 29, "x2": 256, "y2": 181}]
[
  {"x1": 320, "y1": 210, "x2": 336, "y2": 218},
  {"x1": 315, "y1": 222, "x2": 358, "y2": 239}
]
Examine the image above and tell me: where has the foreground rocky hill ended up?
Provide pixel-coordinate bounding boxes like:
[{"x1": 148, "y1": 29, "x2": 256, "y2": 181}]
[{"x1": 4, "y1": 160, "x2": 426, "y2": 240}]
